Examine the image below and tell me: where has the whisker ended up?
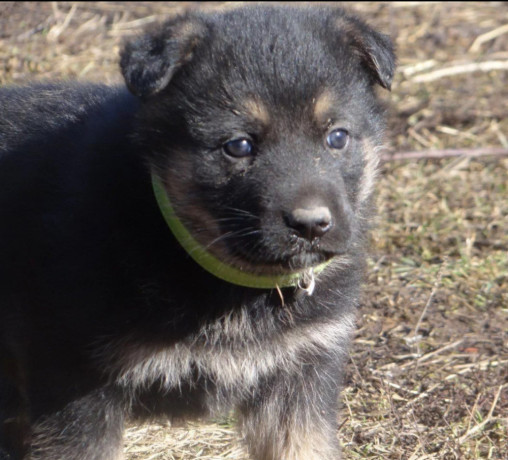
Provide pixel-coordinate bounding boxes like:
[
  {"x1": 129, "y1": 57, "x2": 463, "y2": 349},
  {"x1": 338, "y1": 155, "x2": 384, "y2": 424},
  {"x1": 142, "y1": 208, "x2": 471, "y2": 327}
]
[
  {"x1": 222, "y1": 206, "x2": 259, "y2": 216},
  {"x1": 200, "y1": 228, "x2": 262, "y2": 253}
]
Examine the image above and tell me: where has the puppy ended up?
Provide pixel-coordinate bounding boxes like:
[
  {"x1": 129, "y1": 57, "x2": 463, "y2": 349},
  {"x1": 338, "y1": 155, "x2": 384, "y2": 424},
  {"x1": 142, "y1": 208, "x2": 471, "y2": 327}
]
[{"x1": 0, "y1": 4, "x2": 395, "y2": 459}]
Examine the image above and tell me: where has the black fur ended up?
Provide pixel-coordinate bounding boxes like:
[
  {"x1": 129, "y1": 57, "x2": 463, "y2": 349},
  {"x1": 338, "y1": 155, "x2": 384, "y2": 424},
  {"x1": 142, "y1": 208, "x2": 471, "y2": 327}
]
[{"x1": 0, "y1": 5, "x2": 395, "y2": 459}]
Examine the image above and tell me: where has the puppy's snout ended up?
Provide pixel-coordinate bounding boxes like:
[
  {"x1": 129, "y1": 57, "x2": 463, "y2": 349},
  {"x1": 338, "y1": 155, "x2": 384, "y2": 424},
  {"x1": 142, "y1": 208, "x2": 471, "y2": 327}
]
[{"x1": 286, "y1": 206, "x2": 333, "y2": 241}]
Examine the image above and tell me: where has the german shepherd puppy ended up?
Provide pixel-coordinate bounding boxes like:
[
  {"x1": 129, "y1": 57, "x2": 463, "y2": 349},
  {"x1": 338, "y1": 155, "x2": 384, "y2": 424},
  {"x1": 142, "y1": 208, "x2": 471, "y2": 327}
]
[{"x1": 0, "y1": 4, "x2": 395, "y2": 459}]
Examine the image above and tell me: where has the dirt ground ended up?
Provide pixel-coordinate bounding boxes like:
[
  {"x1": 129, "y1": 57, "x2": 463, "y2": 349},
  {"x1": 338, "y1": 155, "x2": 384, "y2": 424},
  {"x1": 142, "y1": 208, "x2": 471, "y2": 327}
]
[{"x1": 1, "y1": 2, "x2": 507, "y2": 459}]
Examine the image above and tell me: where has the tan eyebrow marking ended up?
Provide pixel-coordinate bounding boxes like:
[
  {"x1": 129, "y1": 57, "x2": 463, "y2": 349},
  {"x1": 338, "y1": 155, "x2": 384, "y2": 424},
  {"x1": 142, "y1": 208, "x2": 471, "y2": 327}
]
[
  {"x1": 243, "y1": 98, "x2": 270, "y2": 125},
  {"x1": 314, "y1": 90, "x2": 336, "y2": 124}
]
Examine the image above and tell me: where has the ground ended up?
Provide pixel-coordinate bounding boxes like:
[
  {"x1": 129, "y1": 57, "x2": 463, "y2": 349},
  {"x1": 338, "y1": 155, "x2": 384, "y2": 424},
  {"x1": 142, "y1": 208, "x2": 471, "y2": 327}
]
[{"x1": 1, "y1": 2, "x2": 506, "y2": 459}]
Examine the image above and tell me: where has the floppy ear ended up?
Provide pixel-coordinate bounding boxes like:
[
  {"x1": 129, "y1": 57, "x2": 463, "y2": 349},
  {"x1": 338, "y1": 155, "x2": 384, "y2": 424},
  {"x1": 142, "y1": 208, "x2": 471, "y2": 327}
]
[
  {"x1": 120, "y1": 15, "x2": 207, "y2": 97},
  {"x1": 337, "y1": 15, "x2": 396, "y2": 90}
]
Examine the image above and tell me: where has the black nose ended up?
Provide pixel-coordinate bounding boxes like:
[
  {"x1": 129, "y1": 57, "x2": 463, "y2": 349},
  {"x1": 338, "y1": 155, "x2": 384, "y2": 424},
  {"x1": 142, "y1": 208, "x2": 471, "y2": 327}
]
[{"x1": 286, "y1": 206, "x2": 333, "y2": 241}]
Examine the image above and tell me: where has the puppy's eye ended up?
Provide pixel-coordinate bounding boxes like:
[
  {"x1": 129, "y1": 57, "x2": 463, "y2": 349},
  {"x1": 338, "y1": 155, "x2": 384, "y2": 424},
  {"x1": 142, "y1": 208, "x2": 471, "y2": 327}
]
[
  {"x1": 326, "y1": 128, "x2": 349, "y2": 150},
  {"x1": 223, "y1": 138, "x2": 254, "y2": 158}
]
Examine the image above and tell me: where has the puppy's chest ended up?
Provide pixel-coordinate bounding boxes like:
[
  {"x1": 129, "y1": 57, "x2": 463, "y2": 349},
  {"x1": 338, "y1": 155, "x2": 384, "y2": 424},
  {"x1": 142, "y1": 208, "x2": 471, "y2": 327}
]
[{"x1": 108, "y1": 306, "x2": 354, "y2": 394}]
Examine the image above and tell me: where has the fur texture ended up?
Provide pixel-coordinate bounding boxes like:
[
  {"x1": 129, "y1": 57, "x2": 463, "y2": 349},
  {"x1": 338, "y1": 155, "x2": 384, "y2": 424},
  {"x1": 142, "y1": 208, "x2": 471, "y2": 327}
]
[{"x1": 0, "y1": 4, "x2": 395, "y2": 459}]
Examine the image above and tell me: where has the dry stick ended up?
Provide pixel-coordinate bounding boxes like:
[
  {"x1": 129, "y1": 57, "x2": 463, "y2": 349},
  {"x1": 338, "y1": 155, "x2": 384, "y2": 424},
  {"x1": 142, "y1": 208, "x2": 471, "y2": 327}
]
[
  {"x1": 48, "y1": 2, "x2": 78, "y2": 42},
  {"x1": 465, "y1": 392, "x2": 483, "y2": 439},
  {"x1": 398, "y1": 339, "x2": 465, "y2": 371},
  {"x1": 458, "y1": 384, "x2": 505, "y2": 444},
  {"x1": 416, "y1": 339, "x2": 465, "y2": 364},
  {"x1": 469, "y1": 24, "x2": 508, "y2": 53},
  {"x1": 411, "y1": 60, "x2": 508, "y2": 83},
  {"x1": 404, "y1": 381, "x2": 442, "y2": 408},
  {"x1": 382, "y1": 147, "x2": 508, "y2": 163},
  {"x1": 412, "y1": 259, "x2": 446, "y2": 358}
]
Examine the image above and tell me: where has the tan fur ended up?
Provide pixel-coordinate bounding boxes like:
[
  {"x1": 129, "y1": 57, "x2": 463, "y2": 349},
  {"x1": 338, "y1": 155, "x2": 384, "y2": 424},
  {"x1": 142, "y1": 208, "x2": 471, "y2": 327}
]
[
  {"x1": 239, "y1": 384, "x2": 341, "y2": 460},
  {"x1": 313, "y1": 90, "x2": 336, "y2": 125},
  {"x1": 105, "y1": 307, "x2": 355, "y2": 397},
  {"x1": 244, "y1": 426, "x2": 340, "y2": 460},
  {"x1": 243, "y1": 98, "x2": 270, "y2": 126},
  {"x1": 358, "y1": 138, "x2": 382, "y2": 205}
]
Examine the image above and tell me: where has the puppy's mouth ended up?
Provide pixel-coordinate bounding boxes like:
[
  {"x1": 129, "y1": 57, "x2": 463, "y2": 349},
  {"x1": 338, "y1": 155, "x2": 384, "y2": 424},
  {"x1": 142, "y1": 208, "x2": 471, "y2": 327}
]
[
  {"x1": 223, "y1": 243, "x2": 336, "y2": 276},
  {"x1": 152, "y1": 174, "x2": 334, "y2": 289}
]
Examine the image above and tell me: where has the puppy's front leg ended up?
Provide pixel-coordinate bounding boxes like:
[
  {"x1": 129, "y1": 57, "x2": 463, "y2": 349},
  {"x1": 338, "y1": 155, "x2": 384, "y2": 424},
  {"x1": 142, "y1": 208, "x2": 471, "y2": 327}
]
[
  {"x1": 238, "y1": 361, "x2": 343, "y2": 460},
  {"x1": 30, "y1": 386, "x2": 125, "y2": 460}
]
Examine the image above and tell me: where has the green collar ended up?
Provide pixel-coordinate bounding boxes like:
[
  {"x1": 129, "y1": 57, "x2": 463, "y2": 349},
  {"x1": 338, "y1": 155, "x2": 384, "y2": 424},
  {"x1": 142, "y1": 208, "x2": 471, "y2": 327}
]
[{"x1": 151, "y1": 173, "x2": 331, "y2": 290}]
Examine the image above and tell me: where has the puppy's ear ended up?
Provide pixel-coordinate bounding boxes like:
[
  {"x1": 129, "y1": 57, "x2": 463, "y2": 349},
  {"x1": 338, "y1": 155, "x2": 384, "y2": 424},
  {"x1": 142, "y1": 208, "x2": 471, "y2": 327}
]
[
  {"x1": 337, "y1": 15, "x2": 396, "y2": 90},
  {"x1": 120, "y1": 16, "x2": 207, "y2": 97}
]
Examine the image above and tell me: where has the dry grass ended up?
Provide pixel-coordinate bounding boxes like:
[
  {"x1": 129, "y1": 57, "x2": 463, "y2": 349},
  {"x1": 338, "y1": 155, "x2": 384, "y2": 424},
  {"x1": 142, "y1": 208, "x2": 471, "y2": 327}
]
[
  {"x1": 1, "y1": 2, "x2": 507, "y2": 459},
  {"x1": 124, "y1": 420, "x2": 248, "y2": 460}
]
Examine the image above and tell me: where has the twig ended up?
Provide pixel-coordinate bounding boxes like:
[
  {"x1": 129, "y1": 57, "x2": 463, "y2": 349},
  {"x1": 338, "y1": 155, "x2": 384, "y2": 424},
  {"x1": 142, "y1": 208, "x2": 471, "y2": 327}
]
[
  {"x1": 470, "y1": 24, "x2": 508, "y2": 53},
  {"x1": 48, "y1": 3, "x2": 78, "y2": 42},
  {"x1": 411, "y1": 60, "x2": 508, "y2": 83},
  {"x1": 395, "y1": 339, "x2": 465, "y2": 368},
  {"x1": 458, "y1": 385, "x2": 505, "y2": 444},
  {"x1": 381, "y1": 147, "x2": 508, "y2": 162},
  {"x1": 404, "y1": 381, "x2": 442, "y2": 407},
  {"x1": 111, "y1": 15, "x2": 159, "y2": 31},
  {"x1": 400, "y1": 59, "x2": 437, "y2": 78},
  {"x1": 411, "y1": 259, "x2": 446, "y2": 356},
  {"x1": 465, "y1": 392, "x2": 482, "y2": 437},
  {"x1": 414, "y1": 339, "x2": 465, "y2": 364}
]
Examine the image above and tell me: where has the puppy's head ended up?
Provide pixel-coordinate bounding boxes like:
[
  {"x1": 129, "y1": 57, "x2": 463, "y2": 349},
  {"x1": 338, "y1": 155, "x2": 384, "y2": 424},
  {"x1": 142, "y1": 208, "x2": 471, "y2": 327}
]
[{"x1": 121, "y1": 5, "x2": 395, "y2": 280}]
